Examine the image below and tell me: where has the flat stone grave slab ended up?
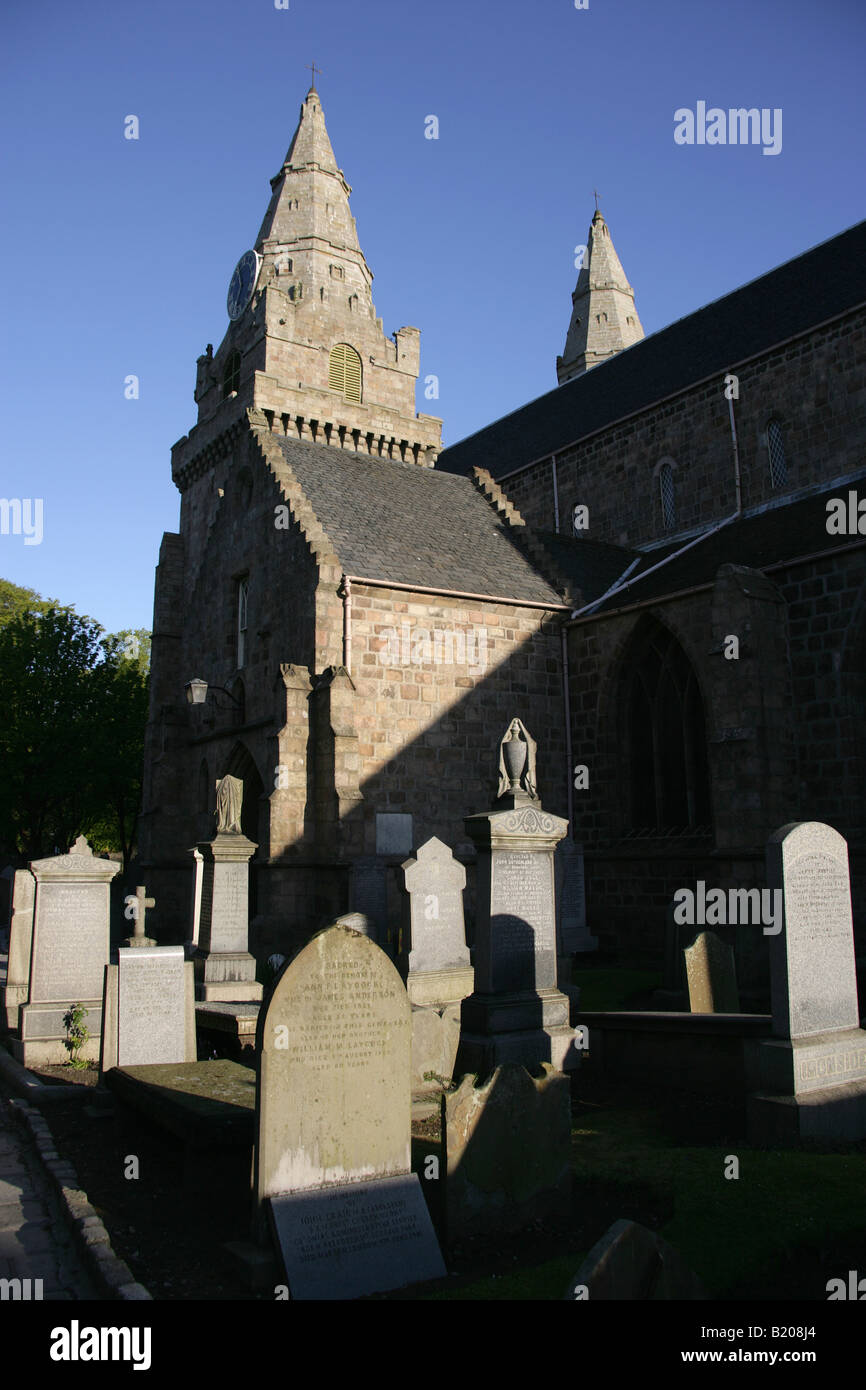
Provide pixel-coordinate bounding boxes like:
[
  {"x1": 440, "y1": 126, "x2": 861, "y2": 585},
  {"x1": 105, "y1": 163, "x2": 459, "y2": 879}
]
[
  {"x1": 105, "y1": 1059, "x2": 256, "y2": 1150},
  {"x1": 270, "y1": 1173, "x2": 445, "y2": 1300}
]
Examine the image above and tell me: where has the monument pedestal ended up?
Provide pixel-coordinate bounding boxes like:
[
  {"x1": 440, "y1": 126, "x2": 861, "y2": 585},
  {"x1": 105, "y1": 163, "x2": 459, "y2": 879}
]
[
  {"x1": 746, "y1": 1028, "x2": 866, "y2": 1143},
  {"x1": 193, "y1": 833, "x2": 262, "y2": 1004},
  {"x1": 456, "y1": 798, "x2": 578, "y2": 1078}
]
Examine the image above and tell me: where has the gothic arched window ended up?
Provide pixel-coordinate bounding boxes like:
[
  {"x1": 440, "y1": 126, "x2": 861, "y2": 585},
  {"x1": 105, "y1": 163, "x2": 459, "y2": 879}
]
[
  {"x1": 767, "y1": 418, "x2": 788, "y2": 488},
  {"x1": 222, "y1": 351, "x2": 241, "y2": 398},
  {"x1": 329, "y1": 343, "x2": 362, "y2": 402},
  {"x1": 621, "y1": 619, "x2": 711, "y2": 834},
  {"x1": 658, "y1": 460, "x2": 676, "y2": 530}
]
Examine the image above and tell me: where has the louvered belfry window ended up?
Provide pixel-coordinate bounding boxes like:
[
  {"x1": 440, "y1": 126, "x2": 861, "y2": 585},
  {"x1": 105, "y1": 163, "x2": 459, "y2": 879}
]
[{"x1": 329, "y1": 343, "x2": 362, "y2": 403}]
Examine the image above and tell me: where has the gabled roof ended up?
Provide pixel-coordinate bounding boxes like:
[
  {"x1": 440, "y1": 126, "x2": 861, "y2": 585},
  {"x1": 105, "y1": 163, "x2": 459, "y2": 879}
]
[
  {"x1": 264, "y1": 435, "x2": 566, "y2": 605},
  {"x1": 553, "y1": 481, "x2": 866, "y2": 618},
  {"x1": 439, "y1": 221, "x2": 866, "y2": 480}
]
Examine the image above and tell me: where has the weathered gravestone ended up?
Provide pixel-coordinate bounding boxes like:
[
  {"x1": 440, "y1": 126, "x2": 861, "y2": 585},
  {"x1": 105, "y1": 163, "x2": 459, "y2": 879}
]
[
  {"x1": 400, "y1": 837, "x2": 473, "y2": 1006},
  {"x1": 348, "y1": 856, "x2": 388, "y2": 947},
  {"x1": 15, "y1": 836, "x2": 120, "y2": 1065},
  {"x1": 555, "y1": 837, "x2": 595, "y2": 955},
  {"x1": 2, "y1": 868, "x2": 35, "y2": 1030},
  {"x1": 746, "y1": 821, "x2": 866, "y2": 1142},
  {"x1": 101, "y1": 946, "x2": 196, "y2": 1071},
  {"x1": 457, "y1": 719, "x2": 577, "y2": 1076},
  {"x1": 443, "y1": 1063, "x2": 571, "y2": 1239},
  {"x1": 253, "y1": 922, "x2": 445, "y2": 1298},
  {"x1": 563, "y1": 1220, "x2": 707, "y2": 1300},
  {"x1": 684, "y1": 930, "x2": 739, "y2": 1014}
]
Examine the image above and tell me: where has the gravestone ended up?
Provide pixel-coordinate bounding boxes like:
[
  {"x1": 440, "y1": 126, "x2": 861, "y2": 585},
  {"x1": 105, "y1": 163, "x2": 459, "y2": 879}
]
[
  {"x1": 555, "y1": 837, "x2": 595, "y2": 954},
  {"x1": 684, "y1": 931, "x2": 739, "y2": 1013},
  {"x1": 2, "y1": 868, "x2": 36, "y2": 1030},
  {"x1": 457, "y1": 720, "x2": 577, "y2": 1076},
  {"x1": 399, "y1": 837, "x2": 473, "y2": 1006},
  {"x1": 348, "y1": 856, "x2": 388, "y2": 947},
  {"x1": 15, "y1": 836, "x2": 120, "y2": 1065},
  {"x1": 194, "y1": 832, "x2": 262, "y2": 1002},
  {"x1": 443, "y1": 1063, "x2": 571, "y2": 1239},
  {"x1": 101, "y1": 946, "x2": 196, "y2": 1071},
  {"x1": 746, "y1": 821, "x2": 866, "y2": 1142},
  {"x1": 253, "y1": 922, "x2": 445, "y2": 1299},
  {"x1": 123, "y1": 884, "x2": 156, "y2": 948},
  {"x1": 563, "y1": 1220, "x2": 707, "y2": 1300}
]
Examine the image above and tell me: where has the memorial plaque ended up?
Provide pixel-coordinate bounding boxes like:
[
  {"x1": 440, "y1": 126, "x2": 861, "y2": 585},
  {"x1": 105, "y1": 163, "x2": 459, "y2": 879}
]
[
  {"x1": 200, "y1": 860, "x2": 247, "y2": 953},
  {"x1": 255, "y1": 923, "x2": 413, "y2": 1209},
  {"x1": 684, "y1": 931, "x2": 739, "y2": 1014},
  {"x1": 489, "y1": 849, "x2": 557, "y2": 991},
  {"x1": 376, "y1": 813, "x2": 413, "y2": 857},
  {"x1": 768, "y1": 822, "x2": 859, "y2": 1039},
  {"x1": 269, "y1": 1173, "x2": 445, "y2": 1300},
  {"x1": 117, "y1": 946, "x2": 189, "y2": 1067},
  {"x1": 31, "y1": 881, "x2": 107, "y2": 1001}
]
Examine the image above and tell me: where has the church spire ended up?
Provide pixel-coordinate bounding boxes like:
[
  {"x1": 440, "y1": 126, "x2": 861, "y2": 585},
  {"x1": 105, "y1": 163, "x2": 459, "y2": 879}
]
[{"x1": 556, "y1": 208, "x2": 644, "y2": 384}]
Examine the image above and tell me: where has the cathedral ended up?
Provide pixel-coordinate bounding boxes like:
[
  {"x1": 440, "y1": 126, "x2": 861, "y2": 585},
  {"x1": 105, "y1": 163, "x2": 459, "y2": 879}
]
[{"x1": 140, "y1": 83, "x2": 866, "y2": 986}]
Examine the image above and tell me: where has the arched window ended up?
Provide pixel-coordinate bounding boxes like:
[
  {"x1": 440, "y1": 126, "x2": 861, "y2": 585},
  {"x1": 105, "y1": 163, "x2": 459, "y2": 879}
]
[
  {"x1": 329, "y1": 343, "x2": 362, "y2": 402},
  {"x1": 236, "y1": 577, "x2": 249, "y2": 669},
  {"x1": 658, "y1": 460, "x2": 676, "y2": 530},
  {"x1": 621, "y1": 619, "x2": 711, "y2": 834},
  {"x1": 222, "y1": 351, "x2": 241, "y2": 398},
  {"x1": 767, "y1": 418, "x2": 787, "y2": 488}
]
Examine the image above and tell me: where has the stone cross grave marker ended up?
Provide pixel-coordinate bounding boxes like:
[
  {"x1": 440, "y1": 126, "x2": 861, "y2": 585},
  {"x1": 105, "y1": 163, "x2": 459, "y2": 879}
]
[
  {"x1": 253, "y1": 922, "x2": 445, "y2": 1299},
  {"x1": 684, "y1": 930, "x2": 739, "y2": 1013},
  {"x1": 123, "y1": 885, "x2": 156, "y2": 948}
]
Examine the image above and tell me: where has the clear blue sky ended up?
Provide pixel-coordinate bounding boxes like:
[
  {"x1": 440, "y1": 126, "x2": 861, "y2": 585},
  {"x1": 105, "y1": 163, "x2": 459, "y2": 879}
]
[{"x1": 2, "y1": 0, "x2": 864, "y2": 633}]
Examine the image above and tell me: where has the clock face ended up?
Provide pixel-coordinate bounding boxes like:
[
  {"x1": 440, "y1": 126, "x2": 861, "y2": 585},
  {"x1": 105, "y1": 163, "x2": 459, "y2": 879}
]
[{"x1": 227, "y1": 250, "x2": 261, "y2": 321}]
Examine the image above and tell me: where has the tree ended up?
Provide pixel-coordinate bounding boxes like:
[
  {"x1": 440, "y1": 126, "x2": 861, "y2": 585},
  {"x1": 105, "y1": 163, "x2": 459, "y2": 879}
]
[{"x1": 0, "y1": 592, "x2": 149, "y2": 867}]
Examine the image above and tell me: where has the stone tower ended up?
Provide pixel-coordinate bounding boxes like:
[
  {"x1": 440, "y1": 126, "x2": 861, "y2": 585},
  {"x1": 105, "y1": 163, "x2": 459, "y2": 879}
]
[
  {"x1": 191, "y1": 85, "x2": 442, "y2": 465},
  {"x1": 556, "y1": 208, "x2": 644, "y2": 383}
]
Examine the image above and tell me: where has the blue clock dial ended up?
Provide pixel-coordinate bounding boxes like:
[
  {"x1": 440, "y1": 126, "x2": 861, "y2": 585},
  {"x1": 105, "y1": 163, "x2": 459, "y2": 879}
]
[{"x1": 227, "y1": 250, "x2": 261, "y2": 321}]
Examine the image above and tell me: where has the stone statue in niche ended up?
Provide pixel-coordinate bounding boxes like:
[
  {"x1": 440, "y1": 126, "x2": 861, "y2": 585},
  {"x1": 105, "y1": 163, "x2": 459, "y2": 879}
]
[
  {"x1": 215, "y1": 775, "x2": 244, "y2": 834},
  {"x1": 497, "y1": 718, "x2": 539, "y2": 802}
]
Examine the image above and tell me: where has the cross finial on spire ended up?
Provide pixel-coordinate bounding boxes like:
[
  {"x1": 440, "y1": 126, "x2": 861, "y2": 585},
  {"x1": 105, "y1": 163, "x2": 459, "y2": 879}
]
[
  {"x1": 593, "y1": 189, "x2": 601, "y2": 212},
  {"x1": 306, "y1": 61, "x2": 323, "y2": 91}
]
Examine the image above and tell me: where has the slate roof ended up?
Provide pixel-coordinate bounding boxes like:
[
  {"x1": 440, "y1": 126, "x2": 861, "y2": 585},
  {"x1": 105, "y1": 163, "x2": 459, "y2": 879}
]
[
  {"x1": 554, "y1": 481, "x2": 866, "y2": 617},
  {"x1": 438, "y1": 221, "x2": 866, "y2": 480},
  {"x1": 268, "y1": 435, "x2": 566, "y2": 604}
]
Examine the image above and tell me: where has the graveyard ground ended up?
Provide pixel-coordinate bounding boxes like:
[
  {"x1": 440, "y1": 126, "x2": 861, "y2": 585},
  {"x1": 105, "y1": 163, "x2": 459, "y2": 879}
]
[{"x1": 11, "y1": 1053, "x2": 865, "y2": 1302}]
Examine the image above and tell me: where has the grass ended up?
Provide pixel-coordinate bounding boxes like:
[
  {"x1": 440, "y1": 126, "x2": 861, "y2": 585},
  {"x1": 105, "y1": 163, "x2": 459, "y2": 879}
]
[{"x1": 572, "y1": 967, "x2": 662, "y2": 1011}]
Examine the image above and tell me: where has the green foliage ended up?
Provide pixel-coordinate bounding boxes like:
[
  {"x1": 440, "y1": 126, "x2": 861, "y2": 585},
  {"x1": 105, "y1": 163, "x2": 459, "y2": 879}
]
[
  {"x1": 62, "y1": 1004, "x2": 91, "y2": 1069},
  {"x1": 0, "y1": 581, "x2": 150, "y2": 866}
]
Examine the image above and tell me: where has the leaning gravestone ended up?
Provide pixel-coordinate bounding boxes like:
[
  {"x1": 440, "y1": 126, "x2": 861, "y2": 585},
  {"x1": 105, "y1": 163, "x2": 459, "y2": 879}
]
[
  {"x1": 457, "y1": 719, "x2": 576, "y2": 1076},
  {"x1": 400, "y1": 837, "x2": 473, "y2": 1006},
  {"x1": 253, "y1": 922, "x2": 445, "y2": 1299},
  {"x1": 746, "y1": 821, "x2": 866, "y2": 1142},
  {"x1": 563, "y1": 1220, "x2": 707, "y2": 1300},
  {"x1": 2, "y1": 868, "x2": 36, "y2": 1030},
  {"x1": 684, "y1": 930, "x2": 739, "y2": 1013},
  {"x1": 101, "y1": 946, "x2": 196, "y2": 1071},
  {"x1": 15, "y1": 836, "x2": 120, "y2": 1065}
]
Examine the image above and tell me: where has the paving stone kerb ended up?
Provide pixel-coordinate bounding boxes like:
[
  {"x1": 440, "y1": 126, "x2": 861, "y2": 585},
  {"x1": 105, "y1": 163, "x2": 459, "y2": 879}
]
[
  {"x1": 253, "y1": 923, "x2": 412, "y2": 1224},
  {"x1": 768, "y1": 820, "x2": 859, "y2": 1039},
  {"x1": 5, "y1": 1098, "x2": 151, "y2": 1300}
]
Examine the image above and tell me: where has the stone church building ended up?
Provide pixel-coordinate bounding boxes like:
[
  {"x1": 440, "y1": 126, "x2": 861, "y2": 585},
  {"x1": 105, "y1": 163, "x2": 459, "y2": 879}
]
[{"x1": 140, "y1": 84, "x2": 866, "y2": 984}]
